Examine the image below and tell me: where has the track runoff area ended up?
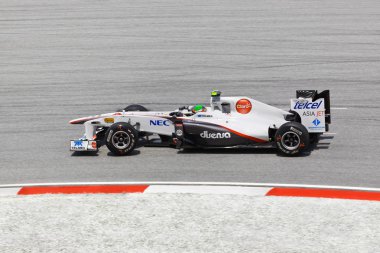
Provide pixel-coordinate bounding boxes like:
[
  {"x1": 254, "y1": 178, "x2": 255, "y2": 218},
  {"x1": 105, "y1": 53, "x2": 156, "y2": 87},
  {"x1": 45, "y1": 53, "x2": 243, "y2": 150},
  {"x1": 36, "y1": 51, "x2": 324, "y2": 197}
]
[{"x1": 1, "y1": 182, "x2": 380, "y2": 252}]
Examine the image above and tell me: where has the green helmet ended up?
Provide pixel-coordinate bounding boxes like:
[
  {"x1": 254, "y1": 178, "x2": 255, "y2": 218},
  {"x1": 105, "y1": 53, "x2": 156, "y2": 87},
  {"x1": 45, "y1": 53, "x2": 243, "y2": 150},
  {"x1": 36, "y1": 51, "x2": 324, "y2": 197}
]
[{"x1": 192, "y1": 104, "x2": 207, "y2": 113}]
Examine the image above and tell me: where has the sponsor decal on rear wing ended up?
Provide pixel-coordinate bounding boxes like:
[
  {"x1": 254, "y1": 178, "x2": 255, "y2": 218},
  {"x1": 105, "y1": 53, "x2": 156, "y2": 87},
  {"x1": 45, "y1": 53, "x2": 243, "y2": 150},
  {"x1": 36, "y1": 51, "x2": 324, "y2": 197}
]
[{"x1": 291, "y1": 98, "x2": 326, "y2": 133}]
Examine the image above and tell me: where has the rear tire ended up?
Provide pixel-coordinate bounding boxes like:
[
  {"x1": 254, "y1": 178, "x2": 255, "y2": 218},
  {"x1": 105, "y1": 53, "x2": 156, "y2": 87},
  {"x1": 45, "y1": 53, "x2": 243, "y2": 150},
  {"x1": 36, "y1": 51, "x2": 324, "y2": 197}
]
[
  {"x1": 275, "y1": 122, "x2": 309, "y2": 156},
  {"x1": 124, "y1": 104, "x2": 148, "y2": 112},
  {"x1": 105, "y1": 123, "x2": 138, "y2": 156}
]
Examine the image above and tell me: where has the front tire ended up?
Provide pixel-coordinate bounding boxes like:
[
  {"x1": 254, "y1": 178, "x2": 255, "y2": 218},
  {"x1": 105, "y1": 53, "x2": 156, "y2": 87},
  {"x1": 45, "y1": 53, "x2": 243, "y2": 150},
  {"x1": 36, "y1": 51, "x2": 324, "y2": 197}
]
[
  {"x1": 105, "y1": 123, "x2": 138, "y2": 156},
  {"x1": 275, "y1": 122, "x2": 309, "y2": 156}
]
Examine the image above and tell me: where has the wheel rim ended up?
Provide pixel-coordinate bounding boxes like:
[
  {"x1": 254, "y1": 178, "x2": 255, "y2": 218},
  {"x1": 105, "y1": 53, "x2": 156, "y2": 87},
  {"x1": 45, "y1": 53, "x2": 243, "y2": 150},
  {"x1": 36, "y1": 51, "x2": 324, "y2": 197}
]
[
  {"x1": 111, "y1": 131, "x2": 131, "y2": 150},
  {"x1": 281, "y1": 131, "x2": 301, "y2": 151}
]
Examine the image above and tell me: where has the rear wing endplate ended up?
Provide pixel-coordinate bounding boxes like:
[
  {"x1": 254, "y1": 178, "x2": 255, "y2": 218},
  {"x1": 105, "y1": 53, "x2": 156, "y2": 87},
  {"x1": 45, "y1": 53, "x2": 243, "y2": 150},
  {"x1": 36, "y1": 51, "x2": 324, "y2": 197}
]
[{"x1": 291, "y1": 90, "x2": 331, "y2": 133}]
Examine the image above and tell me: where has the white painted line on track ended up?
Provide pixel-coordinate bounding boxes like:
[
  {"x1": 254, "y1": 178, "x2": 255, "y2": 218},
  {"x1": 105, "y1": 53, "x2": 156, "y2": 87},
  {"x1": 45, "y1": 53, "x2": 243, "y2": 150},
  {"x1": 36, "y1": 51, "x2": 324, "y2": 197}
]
[
  {"x1": 145, "y1": 185, "x2": 272, "y2": 196},
  {"x1": 1, "y1": 182, "x2": 380, "y2": 192},
  {"x1": 331, "y1": 107, "x2": 348, "y2": 110}
]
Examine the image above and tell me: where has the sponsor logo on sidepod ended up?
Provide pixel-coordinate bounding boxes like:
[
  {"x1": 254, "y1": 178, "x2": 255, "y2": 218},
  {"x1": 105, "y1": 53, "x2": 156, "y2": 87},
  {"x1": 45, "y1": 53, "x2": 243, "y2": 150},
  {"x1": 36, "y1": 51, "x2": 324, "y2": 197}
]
[
  {"x1": 150, "y1": 120, "x2": 170, "y2": 126},
  {"x1": 200, "y1": 131, "x2": 231, "y2": 139},
  {"x1": 236, "y1": 99, "x2": 252, "y2": 114}
]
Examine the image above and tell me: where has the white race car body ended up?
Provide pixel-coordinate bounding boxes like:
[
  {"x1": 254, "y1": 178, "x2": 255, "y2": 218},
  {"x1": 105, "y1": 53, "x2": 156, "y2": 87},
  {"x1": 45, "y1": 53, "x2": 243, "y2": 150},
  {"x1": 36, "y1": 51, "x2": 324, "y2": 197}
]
[{"x1": 70, "y1": 90, "x2": 331, "y2": 155}]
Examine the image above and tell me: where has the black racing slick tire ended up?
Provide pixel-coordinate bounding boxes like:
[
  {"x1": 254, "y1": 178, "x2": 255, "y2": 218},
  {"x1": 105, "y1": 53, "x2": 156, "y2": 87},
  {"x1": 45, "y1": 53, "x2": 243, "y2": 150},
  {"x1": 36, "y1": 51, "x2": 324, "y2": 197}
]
[
  {"x1": 275, "y1": 122, "x2": 309, "y2": 156},
  {"x1": 105, "y1": 123, "x2": 138, "y2": 156},
  {"x1": 124, "y1": 104, "x2": 148, "y2": 112}
]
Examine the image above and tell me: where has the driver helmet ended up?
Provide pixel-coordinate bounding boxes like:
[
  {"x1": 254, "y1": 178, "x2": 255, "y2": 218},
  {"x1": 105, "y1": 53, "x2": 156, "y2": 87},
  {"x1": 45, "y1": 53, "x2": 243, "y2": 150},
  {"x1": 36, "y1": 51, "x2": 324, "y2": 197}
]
[{"x1": 191, "y1": 104, "x2": 207, "y2": 113}]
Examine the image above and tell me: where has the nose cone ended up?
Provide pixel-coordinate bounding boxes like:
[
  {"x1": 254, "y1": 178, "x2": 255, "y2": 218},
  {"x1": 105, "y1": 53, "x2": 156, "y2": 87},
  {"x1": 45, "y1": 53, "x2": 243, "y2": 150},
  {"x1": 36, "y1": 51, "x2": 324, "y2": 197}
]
[{"x1": 69, "y1": 116, "x2": 98, "y2": 124}]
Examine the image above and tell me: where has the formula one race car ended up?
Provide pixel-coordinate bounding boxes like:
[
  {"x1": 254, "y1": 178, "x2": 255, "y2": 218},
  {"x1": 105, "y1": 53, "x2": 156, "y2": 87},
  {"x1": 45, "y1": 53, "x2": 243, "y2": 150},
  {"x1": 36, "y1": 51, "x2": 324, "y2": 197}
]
[{"x1": 70, "y1": 90, "x2": 331, "y2": 156}]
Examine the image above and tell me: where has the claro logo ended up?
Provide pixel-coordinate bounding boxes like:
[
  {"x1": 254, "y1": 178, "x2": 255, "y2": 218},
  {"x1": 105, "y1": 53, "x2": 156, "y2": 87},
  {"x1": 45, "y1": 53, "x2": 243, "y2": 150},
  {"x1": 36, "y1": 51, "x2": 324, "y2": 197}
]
[
  {"x1": 236, "y1": 99, "x2": 252, "y2": 114},
  {"x1": 200, "y1": 131, "x2": 231, "y2": 139}
]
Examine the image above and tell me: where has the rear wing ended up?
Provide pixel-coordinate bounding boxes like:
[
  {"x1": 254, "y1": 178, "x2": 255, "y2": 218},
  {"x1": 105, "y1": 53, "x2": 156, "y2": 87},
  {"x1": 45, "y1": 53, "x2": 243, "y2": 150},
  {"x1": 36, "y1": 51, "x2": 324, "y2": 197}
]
[{"x1": 291, "y1": 90, "x2": 331, "y2": 133}]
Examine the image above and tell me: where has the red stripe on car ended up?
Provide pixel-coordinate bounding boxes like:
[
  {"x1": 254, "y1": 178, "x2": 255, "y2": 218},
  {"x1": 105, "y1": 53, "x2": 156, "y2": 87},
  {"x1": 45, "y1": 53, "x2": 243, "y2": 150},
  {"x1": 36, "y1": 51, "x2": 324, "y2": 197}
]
[{"x1": 220, "y1": 126, "x2": 267, "y2": 143}]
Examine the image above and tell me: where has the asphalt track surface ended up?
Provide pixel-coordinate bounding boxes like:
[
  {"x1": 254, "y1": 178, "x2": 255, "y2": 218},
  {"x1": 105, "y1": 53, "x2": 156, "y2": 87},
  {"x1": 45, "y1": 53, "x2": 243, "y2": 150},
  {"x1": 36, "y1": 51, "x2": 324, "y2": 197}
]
[{"x1": 1, "y1": 0, "x2": 379, "y2": 187}]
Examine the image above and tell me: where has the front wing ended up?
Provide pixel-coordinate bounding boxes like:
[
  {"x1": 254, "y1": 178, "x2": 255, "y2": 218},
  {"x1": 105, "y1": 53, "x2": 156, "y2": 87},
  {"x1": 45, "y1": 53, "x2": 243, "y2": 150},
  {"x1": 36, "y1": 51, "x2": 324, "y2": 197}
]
[{"x1": 70, "y1": 140, "x2": 98, "y2": 152}]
